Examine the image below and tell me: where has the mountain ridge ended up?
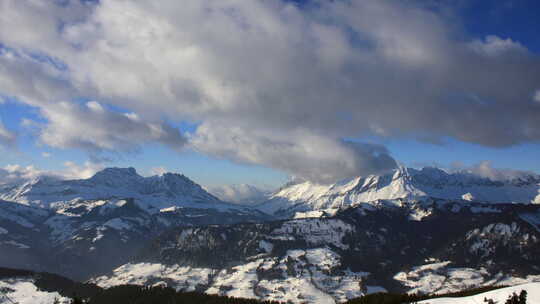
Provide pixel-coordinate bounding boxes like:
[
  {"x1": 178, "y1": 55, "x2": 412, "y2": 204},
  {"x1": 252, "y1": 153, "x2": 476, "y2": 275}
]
[
  {"x1": 0, "y1": 167, "x2": 269, "y2": 280},
  {"x1": 1, "y1": 166, "x2": 540, "y2": 302},
  {"x1": 0, "y1": 167, "x2": 225, "y2": 212},
  {"x1": 259, "y1": 167, "x2": 540, "y2": 217}
]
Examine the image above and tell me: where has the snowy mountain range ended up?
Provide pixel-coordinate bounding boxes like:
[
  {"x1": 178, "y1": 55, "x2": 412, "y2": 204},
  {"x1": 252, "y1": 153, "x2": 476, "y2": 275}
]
[
  {"x1": 259, "y1": 167, "x2": 540, "y2": 218},
  {"x1": 0, "y1": 166, "x2": 539, "y2": 303},
  {"x1": 0, "y1": 167, "x2": 266, "y2": 280},
  {"x1": 0, "y1": 167, "x2": 227, "y2": 211}
]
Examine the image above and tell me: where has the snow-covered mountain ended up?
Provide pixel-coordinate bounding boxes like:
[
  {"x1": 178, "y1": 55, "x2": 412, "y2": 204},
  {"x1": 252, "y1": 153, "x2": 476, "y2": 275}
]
[
  {"x1": 2, "y1": 165, "x2": 540, "y2": 302},
  {"x1": 0, "y1": 167, "x2": 227, "y2": 212},
  {"x1": 0, "y1": 168, "x2": 268, "y2": 280},
  {"x1": 259, "y1": 167, "x2": 540, "y2": 217}
]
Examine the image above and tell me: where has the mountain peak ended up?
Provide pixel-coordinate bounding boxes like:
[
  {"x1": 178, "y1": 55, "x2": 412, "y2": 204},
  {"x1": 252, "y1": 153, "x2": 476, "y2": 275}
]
[
  {"x1": 0, "y1": 167, "x2": 227, "y2": 210},
  {"x1": 261, "y1": 166, "x2": 540, "y2": 216},
  {"x1": 91, "y1": 167, "x2": 140, "y2": 179}
]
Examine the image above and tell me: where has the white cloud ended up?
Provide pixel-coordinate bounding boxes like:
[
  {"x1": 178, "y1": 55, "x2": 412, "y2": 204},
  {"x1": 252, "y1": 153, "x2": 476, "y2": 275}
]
[
  {"x1": 191, "y1": 122, "x2": 396, "y2": 183},
  {"x1": 0, "y1": 47, "x2": 76, "y2": 107},
  {"x1": 469, "y1": 35, "x2": 526, "y2": 57},
  {"x1": 41, "y1": 152, "x2": 51, "y2": 158},
  {"x1": 149, "y1": 166, "x2": 167, "y2": 176},
  {"x1": 1, "y1": 0, "x2": 540, "y2": 182},
  {"x1": 0, "y1": 160, "x2": 104, "y2": 185},
  {"x1": 60, "y1": 160, "x2": 104, "y2": 180},
  {"x1": 0, "y1": 120, "x2": 16, "y2": 147},
  {"x1": 0, "y1": 164, "x2": 42, "y2": 185},
  {"x1": 35, "y1": 101, "x2": 186, "y2": 153},
  {"x1": 534, "y1": 90, "x2": 540, "y2": 104},
  {"x1": 451, "y1": 160, "x2": 538, "y2": 181},
  {"x1": 207, "y1": 184, "x2": 271, "y2": 205}
]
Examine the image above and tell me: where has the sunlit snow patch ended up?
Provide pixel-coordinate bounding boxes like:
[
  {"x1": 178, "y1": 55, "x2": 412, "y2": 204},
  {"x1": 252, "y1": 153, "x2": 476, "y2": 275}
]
[{"x1": 0, "y1": 279, "x2": 70, "y2": 304}]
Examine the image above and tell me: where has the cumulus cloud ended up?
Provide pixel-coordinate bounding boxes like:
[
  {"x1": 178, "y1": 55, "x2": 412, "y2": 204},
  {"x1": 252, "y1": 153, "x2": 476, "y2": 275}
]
[
  {"x1": 0, "y1": 120, "x2": 16, "y2": 147},
  {"x1": 451, "y1": 161, "x2": 538, "y2": 181},
  {"x1": 534, "y1": 90, "x2": 540, "y2": 104},
  {"x1": 35, "y1": 101, "x2": 186, "y2": 153},
  {"x1": 191, "y1": 122, "x2": 396, "y2": 183},
  {"x1": 0, "y1": 160, "x2": 104, "y2": 185},
  {"x1": 469, "y1": 35, "x2": 526, "y2": 57},
  {"x1": 149, "y1": 166, "x2": 168, "y2": 176},
  {"x1": 0, "y1": 164, "x2": 42, "y2": 185},
  {"x1": 1, "y1": 0, "x2": 540, "y2": 181},
  {"x1": 207, "y1": 184, "x2": 271, "y2": 205},
  {"x1": 60, "y1": 160, "x2": 104, "y2": 180}
]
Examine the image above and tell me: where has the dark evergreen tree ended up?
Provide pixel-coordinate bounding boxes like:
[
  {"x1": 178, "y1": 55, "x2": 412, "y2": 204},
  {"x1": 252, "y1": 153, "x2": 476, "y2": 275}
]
[
  {"x1": 484, "y1": 297, "x2": 496, "y2": 304},
  {"x1": 505, "y1": 292, "x2": 519, "y2": 304},
  {"x1": 519, "y1": 290, "x2": 527, "y2": 304},
  {"x1": 71, "y1": 296, "x2": 84, "y2": 304}
]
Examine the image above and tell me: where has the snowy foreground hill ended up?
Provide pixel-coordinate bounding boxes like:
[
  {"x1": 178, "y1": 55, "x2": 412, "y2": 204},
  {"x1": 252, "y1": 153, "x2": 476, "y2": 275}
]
[
  {"x1": 418, "y1": 283, "x2": 540, "y2": 304},
  {"x1": 0, "y1": 279, "x2": 71, "y2": 304},
  {"x1": 2, "y1": 274, "x2": 539, "y2": 304},
  {"x1": 1, "y1": 167, "x2": 540, "y2": 303}
]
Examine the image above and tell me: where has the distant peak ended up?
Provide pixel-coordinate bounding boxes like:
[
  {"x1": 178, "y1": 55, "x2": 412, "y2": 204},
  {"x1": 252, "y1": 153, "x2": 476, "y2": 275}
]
[
  {"x1": 91, "y1": 167, "x2": 140, "y2": 179},
  {"x1": 417, "y1": 166, "x2": 449, "y2": 176},
  {"x1": 27, "y1": 174, "x2": 60, "y2": 185}
]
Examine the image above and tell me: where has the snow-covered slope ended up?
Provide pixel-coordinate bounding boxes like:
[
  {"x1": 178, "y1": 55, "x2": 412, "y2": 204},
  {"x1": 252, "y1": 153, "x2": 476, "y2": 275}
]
[
  {"x1": 259, "y1": 167, "x2": 540, "y2": 217},
  {"x1": 0, "y1": 279, "x2": 70, "y2": 304},
  {"x1": 418, "y1": 282, "x2": 540, "y2": 304},
  {"x1": 93, "y1": 247, "x2": 371, "y2": 304},
  {"x1": 90, "y1": 200, "x2": 540, "y2": 303}
]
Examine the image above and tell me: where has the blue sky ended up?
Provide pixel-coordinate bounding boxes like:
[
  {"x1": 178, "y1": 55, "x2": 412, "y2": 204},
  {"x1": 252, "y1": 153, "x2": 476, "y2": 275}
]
[
  {"x1": 1, "y1": 0, "x2": 539, "y2": 188},
  {"x1": 461, "y1": 0, "x2": 540, "y2": 53}
]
